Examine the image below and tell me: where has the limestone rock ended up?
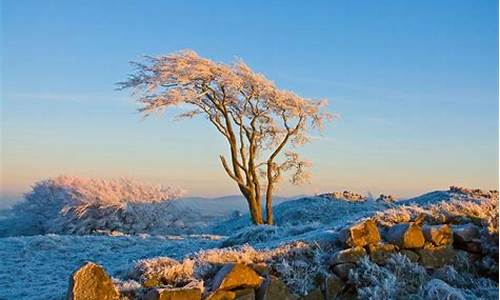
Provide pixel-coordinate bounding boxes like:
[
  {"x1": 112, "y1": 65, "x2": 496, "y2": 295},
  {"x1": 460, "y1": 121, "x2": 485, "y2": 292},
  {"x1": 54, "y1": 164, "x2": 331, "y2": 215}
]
[
  {"x1": 205, "y1": 290, "x2": 236, "y2": 300},
  {"x1": 212, "y1": 263, "x2": 262, "y2": 291},
  {"x1": 143, "y1": 287, "x2": 202, "y2": 300},
  {"x1": 418, "y1": 245, "x2": 457, "y2": 269},
  {"x1": 256, "y1": 276, "x2": 296, "y2": 300},
  {"x1": 456, "y1": 241, "x2": 482, "y2": 253},
  {"x1": 339, "y1": 220, "x2": 381, "y2": 247},
  {"x1": 423, "y1": 224, "x2": 453, "y2": 246},
  {"x1": 332, "y1": 263, "x2": 356, "y2": 280},
  {"x1": 385, "y1": 223, "x2": 425, "y2": 249},
  {"x1": 66, "y1": 262, "x2": 119, "y2": 300},
  {"x1": 368, "y1": 243, "x2": 396, "y2": 265},
  {"x1": 250, "y1": 263, "x2": 270, "y2": 277},
  {"x1": 453, "y1": 223, "x2": 480, "y2": 243},
  {"x1": 330, "y1": 247, "x2": 367, "y2": 265},
  {"x1": 206, "y1": 289, "x2": 253, "y2": 300},
  {"x1": 323, "y1": 274, "x2": 344, "y2": 300},
  {"x1": 234, "y1": 288, "x2": 256, "y2": 300}
]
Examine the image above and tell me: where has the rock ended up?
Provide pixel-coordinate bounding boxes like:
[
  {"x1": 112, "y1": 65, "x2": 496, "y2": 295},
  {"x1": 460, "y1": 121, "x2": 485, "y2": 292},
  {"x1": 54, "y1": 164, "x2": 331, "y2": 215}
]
[
  {"x1": 212, "y1": 263, "x2": 262, "y2": 291},
  {"x1": 453, "y1": 224, "x2": 480, "y2": 243},
  {"x1": 367, "y1": 243, "x2": 396, "y2": 264},
  {"x1": 205, "y1": 290, "x2": 236, "y2": 300},
  {"x1": 400, "y1": 250, "x2": 420, "y2": 263},
  {"x1": 299, "y1": 288, "x2": 323, "y2": 300},
  {"x1": 234, "y1": 288, "x2": 256, "y2": 300},
  {"x1": 330, "y1": 247, "x2": 366, "y2": 265},
  {"x1": 250, "y1": 263, "x2": 270, "y2": 277},
  {"x1": 143, "y1": 277, "x2": 162, "y2": 288},
  {"x1": 332, "y1": 263, "x2": 356, "y2": 280},
  {"x1": 143, "y1": 287, "x2": 202, "y2": 300},
  {"x1": 339, "y1": 220, "x2": 381, "y2": 247},
  {"x1": 66, "y1": 262, "x2": 119, "y2": 300},
  {"x1": 456, "y1": 241, "x2": 482, "y2": 253},
  {"x1": 417, "y1": 245, "x2": 457, "y2": 269},
  {"x1": 256, "y1": 276, "x2": 295, "y2": 300},
  {"x1": 330, "y1": 247, "x2": 367, "y2": 265},
  {"x1": 319, "y1": 191, "x2": 367, "y2": 202},
  {"x1": 323, "y1": 274, "x2": 344, "y2": 300},
  {"x1": 423, "y1": 224, "x2": 453, "y2": 246},
  {"x1": 384, "y1": 223, "x2": 425, "y2": 249}
]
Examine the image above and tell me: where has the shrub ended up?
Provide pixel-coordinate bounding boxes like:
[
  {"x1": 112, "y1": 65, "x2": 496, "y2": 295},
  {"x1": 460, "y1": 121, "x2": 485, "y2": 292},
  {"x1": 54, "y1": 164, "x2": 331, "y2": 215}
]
[{"x1": 7, "y1": 176, "x2": 184, "y2": 235}]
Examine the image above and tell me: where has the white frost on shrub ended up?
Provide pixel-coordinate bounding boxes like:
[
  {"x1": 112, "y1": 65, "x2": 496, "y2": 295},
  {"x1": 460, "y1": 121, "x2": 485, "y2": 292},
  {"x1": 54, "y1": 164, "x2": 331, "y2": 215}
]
[
  {"x1": 420, "y1": 279, "x2": 465, "y2": 300},
  {"x1": 5, "y1": 176, "x2": 193, "y2": 235}
]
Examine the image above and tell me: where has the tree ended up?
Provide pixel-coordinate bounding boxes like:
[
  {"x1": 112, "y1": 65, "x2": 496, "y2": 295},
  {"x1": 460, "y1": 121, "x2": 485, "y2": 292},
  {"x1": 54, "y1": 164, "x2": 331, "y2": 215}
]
[{"x1": 119, "y1": 50, "x2": 331, "y2": 225}]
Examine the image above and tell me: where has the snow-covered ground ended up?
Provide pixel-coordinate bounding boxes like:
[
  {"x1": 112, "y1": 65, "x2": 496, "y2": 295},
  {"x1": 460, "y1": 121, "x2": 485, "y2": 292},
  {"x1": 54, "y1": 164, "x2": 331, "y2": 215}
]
[
  {"x1": 0, "y1": 234, "x2": 221, "y2": 299},
  {"x1": 0, "y1": 185, "x2": 497, "y2": 299}
]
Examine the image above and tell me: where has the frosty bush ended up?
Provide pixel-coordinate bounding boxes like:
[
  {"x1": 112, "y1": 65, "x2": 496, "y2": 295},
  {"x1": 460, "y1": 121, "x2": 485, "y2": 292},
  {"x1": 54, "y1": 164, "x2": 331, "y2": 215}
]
[
  {"x1": 129, "y1": 257, "x2": 195, "y2": 287},
  {"x1": 7, "y1": 176, "x2": 185, "y2": 235}
]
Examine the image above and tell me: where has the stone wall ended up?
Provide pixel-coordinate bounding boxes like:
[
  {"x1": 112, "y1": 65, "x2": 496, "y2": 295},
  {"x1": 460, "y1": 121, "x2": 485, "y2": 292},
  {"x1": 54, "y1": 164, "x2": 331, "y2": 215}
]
[{"x1": 67, "y1": 216, "x2": 498, "y2": 300}]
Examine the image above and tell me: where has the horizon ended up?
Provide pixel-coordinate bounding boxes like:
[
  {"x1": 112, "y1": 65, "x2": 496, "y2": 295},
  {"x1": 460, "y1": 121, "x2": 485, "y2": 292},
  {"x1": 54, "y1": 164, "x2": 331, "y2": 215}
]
[{"x1": 1, "y1": 0, "x2": 499, "y2": 206}]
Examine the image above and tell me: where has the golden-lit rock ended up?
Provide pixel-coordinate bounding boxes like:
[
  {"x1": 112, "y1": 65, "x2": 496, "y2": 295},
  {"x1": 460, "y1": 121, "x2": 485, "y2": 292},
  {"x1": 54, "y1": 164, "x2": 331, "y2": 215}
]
[
  {"x1": 385, "y1": 223, "x2": 425, "y2": 249},
  {"x1": 423, "y1": 224, "x2": 453, "y2": 246},
  {"x1": 212, "y1": 263, "x2": 262, "y2": 291},
  {"x1": 66, "y1": 262, "x2": 119, "y2": 300},
  {"x1": 340, "y1": 219, "x2": 381, "y2": 247}
]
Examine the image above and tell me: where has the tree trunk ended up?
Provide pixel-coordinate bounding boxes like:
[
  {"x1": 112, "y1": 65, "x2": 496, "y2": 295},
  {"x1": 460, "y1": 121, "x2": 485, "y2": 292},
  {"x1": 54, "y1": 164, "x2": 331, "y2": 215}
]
[
  {"x1": 246, "y1": 194, "x2": 263, "y2": 224},
  {"x1": 239, "y1": 185, "x2": 263, "y2": 224},
  {"x1": 265, "y1": 193, "x2": 273, "y2": 225}
]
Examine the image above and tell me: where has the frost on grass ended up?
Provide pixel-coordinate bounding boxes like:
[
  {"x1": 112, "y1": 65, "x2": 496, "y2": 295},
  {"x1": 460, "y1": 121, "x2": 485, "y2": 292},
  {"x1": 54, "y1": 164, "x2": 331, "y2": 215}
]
[
  {"x1": 348, "y1": 254, "x2": 499, "y2": 300},
  {"x1": 124, "y1": 241, "x2": 328, "y2": 296},
  {"x1": 2, "y1": 176, "x2": 195, "y2": 236}
]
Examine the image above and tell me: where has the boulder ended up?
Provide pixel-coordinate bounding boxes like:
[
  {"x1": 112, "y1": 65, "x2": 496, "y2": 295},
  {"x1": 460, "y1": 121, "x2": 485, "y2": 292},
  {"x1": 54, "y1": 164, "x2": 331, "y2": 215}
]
[
  {"x1": 456, "y1": 241, "x2": 482, "y2": 253},
  {"x1": 143, "y1": 287, "x2": 202, "y2": 300},
  {"x1": 250, "y1": 263, "x2": 270, "y2": 277},
  {"x1": 234, "y1": 288, "x2": 256, "y2": 300},
  {"x1": 453, "y1": 223, "x2": 480, "y2": 243},
  {"x1": 212, "y1": 264, "x2": 262, "y2": 291},
  {"x1": 205, "y1": 290, "x2": 236, "y2": 300},
  {"x1": 323, "y1": 274, "x2": 344, "y2": 300},
  {"x1": 384, "y1": 223, "x2": 425, "y2": 249},
  {"x1": 417, "y1": 245, "x2": 457, "y2": 269},
  {"x1": 339, "y1": 220, "x2": 381, "y2": 247},
  {"x1": 299, "y1": 288, "x2": 323, "y2": 300},
  {"x1": 256, "y1": 276, "x2": 295, "y2": 300},
  {"x1": 423, "y1": 224, "x2": 453, "y2": 246},
  {"x1": 367, "y1": 243, "x2": 396, "y2": 265},
  {"x1": 330, "y1": 247, "x2": 367, "y2": 265},
  {"x1": 66, "y1": 262, "x2": 119, "y2": 300},
  {"x1": 206, "y1": 289, "x2": 255, "y2": 300},
  {"x1": 332, "y1": 263, "x2": 356, "y2": 280}
]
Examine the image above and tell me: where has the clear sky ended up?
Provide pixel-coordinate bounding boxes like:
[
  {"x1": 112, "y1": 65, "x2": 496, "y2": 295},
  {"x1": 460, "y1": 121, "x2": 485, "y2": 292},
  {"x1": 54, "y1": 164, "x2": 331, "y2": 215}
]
[{"x1": 1, "y1": 0, "x2": 498, "y2": 205}]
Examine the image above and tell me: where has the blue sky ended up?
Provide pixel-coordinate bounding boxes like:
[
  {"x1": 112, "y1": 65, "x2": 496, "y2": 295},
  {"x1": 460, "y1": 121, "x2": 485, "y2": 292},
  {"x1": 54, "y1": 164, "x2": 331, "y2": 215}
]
[{"x1": 1, "y1": 0, "x2": 498, "y2": 203}]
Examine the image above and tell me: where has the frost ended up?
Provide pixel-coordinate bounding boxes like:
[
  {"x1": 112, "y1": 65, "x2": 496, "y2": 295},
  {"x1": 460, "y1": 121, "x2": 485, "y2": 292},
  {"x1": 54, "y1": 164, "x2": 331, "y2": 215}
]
[{"x1": 0, "y1": 176, "x2": 213, "y2": 236}]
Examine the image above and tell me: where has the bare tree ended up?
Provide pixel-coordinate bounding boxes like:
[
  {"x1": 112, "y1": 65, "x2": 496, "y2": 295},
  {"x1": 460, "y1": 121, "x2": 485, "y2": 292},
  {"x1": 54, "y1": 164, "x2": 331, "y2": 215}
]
[{"x1": 119, "y1": 50, "x2": 331, "y2": 224}]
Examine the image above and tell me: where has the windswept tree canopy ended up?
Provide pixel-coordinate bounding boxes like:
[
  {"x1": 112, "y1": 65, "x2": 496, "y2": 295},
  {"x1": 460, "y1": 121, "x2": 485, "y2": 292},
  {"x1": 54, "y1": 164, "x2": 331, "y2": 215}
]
[{"x1": 119, "y1": 50, "x2": 332, "y2": 224}]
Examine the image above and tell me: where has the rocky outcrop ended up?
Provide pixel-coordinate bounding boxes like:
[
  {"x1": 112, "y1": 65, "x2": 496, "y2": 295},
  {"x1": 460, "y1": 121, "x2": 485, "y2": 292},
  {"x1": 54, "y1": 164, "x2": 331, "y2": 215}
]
[
  {"x1": 423, "y1": 224, "x2": 453, "y2": 246},
  {"x1": 319, "y1": 191, "x2": 367, "y2": 202},
  {"x1": 339, "y1": 219, "x2": 380, "y2": 247},
  {"x1": 367, "y1": 243, "x2": 396, "y2": 264},
  {"x1": 66, "y1": 262, "x2": 119, "y2": 300},
  {"x1": 67, "y1": 214, "x2": 496, "y2": 300},
  {"x1": 384, "y1": 222, "x2": 425, "y2": 249},
  {"x1": 212, "y1": 264, "x2": 263, "y2": 291},
  {"x1": 256, "y1": 276, "x2": 295, "y2": 300},
  {"x1": 330, "y1": 247, "x2": 367, "y2": 265},
  {"x1": 144, "y1": 287, "x2": 202, "y2": 300}
]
